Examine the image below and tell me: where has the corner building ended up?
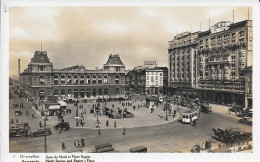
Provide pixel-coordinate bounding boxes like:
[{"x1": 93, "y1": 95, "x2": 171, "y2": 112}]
[
  {"x1": 168, "y1": 20, "x2": 253, "y2": 106},
  {"x1": 19, "y1": 51, "x2": 126, "y2": 100}
]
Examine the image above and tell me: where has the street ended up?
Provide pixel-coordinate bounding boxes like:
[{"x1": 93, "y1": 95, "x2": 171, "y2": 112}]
[{"x1": 9, "y1": 89, "x2": 252, "y2": 153}]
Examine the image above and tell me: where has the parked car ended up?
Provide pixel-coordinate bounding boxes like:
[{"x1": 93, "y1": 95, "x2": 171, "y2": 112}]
[
  {"x1": 31, "y1": 128, "x2": 52, "y2": 137},
  {"x1": 15, "y1": 110, "x2": 22, "y2": 116},
  {"x1": 13, "y1": 103, "x2": 19, "y2": 108},
  {"x1": 9, "y1": 122, "x2": 30, "y2": 137},
  {"x1": 54, "y1": 122, "x2": 70, "y2": 131}
]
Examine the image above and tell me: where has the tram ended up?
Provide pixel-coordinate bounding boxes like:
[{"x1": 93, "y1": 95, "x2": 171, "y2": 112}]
[{"x1": 181, "y1": 109, "x2": 200, "y2": 123}]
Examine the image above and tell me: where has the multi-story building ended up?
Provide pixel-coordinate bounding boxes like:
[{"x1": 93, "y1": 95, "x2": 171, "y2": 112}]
[
  {"x1": 19, "y1": 51, "x2": 126, "y2": 100},
  {"x1": 168, "y1": 31, "x2": 199, "y2": 98},
  {"x1": 168, "y1": 20, "x2": 253, "y2": 106},
  {"x1": 126, "y1": 66, "x2": 167, "y2": 95},
  {"x1": 244, "y1": 66, "x2": 252, "y2": 108}
]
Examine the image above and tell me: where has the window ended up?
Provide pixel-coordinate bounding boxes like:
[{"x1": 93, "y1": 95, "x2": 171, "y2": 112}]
[
  {"x1": 87, "y1": 76, "x2": 91, "y2": 84},
  {"x1": 232, "y1": 40, "x2": 236, "y2": 44},
  {"x1": 224, "y1": 34, "x2": 230, "y2": 40},
  {"x1": 211, "y1": 37, "x2": 216, "y2": 42},
  {"x1": 92, "y1": 76, "x2": 96, "y2": 84},
  {"x1": 231, "y1": 72, "x2": 235, "y2": 79},
  {"x1": 61, "y1": 89, "x2": 65, "y2": 97},
  {"x1": 239, "y1": 38, "x2": 244, "y2": 43},
  {"x1": 239, "y1": 31, "x2": 244, "y2": 37},
  {"x1": 39, "y1": 76, "x2": 45, "y2": 84},
  {"x1": 54, "y1": 90, "x2": 59, "y2": 97},
  {"x1": 39, "y1": 66, "x2": 45, "y2": 71},
  {"x1": 98, "y1": 76, "x2": 102, "y2": 84},
  {"x1": 232, "y1": 33, "x2": 236, "y2": 38},
  {"x1": 200, "y1": 40, "x2": 203, "y2": 44},
  {"x1": 47, "y1": 76, "x2": 51, "y2": 83},
  {"x1": 80, "y1": 76, "x2": 84, "y2": 84},
  {"x1": 121, "y1": 76, "x2": 124, "y2": 82},
  {"x1": 231, "y1": 64, "x2": 235, "y2": 69},
  {"x1": 115, "y1": 76, "x2": 119, "y2": 84},
  {"x1": 54, "y1": 76, "x2": 58, "y2": 84},
  {"x1": 67, "y1": 75, "x2": 72, "y2": 84},
  {"x1": 147, "y1": 81, "x2": 149, "y2": 86},
  {"x1": 155, "y1": 76, "x2": 158, "y2": 80},
  {"x1": 33, "y1": 76, "x2": 37, "y2": 83},
  {"x1": 160, "y1": 77, "x2": 163, "y2": 81},
  {"x1": 74, "y1": 76, "x2": 78, "y2": 84},
  {"x1": 93, "y1": 89, "x2": 96, "y2": 97},
  {"x1": 217, "y1": 36, "x2": 222, "y2": 41},
  {"x1": 104, "y1": 76, "x2": 108, "y2": 83},
  {"x1": 231, "y1": 56, "x2": 236, "y2": 61},
  {"x1": 205, "y1": 39, "x2": 208, "y2": 44},
  {"x1": 98, "y1": 89, "x2": 102, "y2": 95},
  {"x1": 104, "y1": 89, "x2": 108, "y2": 95},
  {"x1": 61, "y1": 76, "x2": 65, "y2": 84}
]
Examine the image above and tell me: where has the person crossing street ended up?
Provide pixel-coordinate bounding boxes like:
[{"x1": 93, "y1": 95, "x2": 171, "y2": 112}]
[{"x1": 122, "y1": 127, "x2": 126, "y2": 135}]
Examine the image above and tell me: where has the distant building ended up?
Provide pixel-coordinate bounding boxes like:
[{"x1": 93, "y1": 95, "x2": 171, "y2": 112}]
[
  {"x1": 244, "y1": 66, "x2": 252, "y2": 108},
  {"x1": 126, "y1": 66, "x2": 168, "y2": 95},
  {"x1": 19, "y1": 51, "x2": 126, "y2": 100},
  {"x1": 168, "y1": 20, "x2": 253, "y2": 105}
]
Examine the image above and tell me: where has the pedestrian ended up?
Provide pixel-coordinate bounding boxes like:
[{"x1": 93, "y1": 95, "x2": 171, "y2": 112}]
[
  {"x1": 205, "y1": 140, "x2": 208, "y2": 150},
  {"x1": 106, "y1": 120, "x2": 109, "y2": 127},
  {"x1": 193, "y1": 120, "x2": 197, "y2": 127},
  {"x1": 62, "y1": 141, "x2": 66, "y2": 150},
  {"x1": 26, "y1": 110, "x2": 29, "y2": 116},
  {"x1": 16, "y1": 118, "x2": 18, "y2": 123},
  {"x1": 39, "y1": 121, "x2": 42, "y2": 128},
  {"x1": 114, "y1": 120, "x2": 117, "y2": 128},
  {"x1": 81, "y1": 138, "x2": 85, "y2": 147},
  {"x1": 59, "y1": 127, "x2": 62, "y2": 134},
  {"x1": 122, "y1": 127, "x2": 126, "y2": 135},
  {"x1": 98, "y1": 128, "x2": 101, "y2": 136}
]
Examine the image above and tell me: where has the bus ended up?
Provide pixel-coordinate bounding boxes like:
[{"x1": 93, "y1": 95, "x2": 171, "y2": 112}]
[{"x1": 181, "y1": 109, "x2": 200, "y2": 123}]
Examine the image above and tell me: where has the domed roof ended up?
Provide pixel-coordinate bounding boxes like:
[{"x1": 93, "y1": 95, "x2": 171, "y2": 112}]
[
  {"x1": 104, "y1": 54, "x2": 124, "y2": 65},
  {"x1": 30, "y1": 51, "x2": 50, "y2": 64}
]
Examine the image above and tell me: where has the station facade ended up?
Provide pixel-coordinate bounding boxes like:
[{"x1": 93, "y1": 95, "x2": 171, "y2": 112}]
[{"x1": 19, "y1": 52, "x2": 126, "y2": 100}]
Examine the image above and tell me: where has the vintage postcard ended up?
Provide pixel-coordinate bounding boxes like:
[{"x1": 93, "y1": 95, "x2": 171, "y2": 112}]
[{"x1": 1, "y1": 0, "x2": 260, "y2": 162}]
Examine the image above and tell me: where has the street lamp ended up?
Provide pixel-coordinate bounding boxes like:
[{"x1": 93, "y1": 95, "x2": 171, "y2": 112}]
[
  {"x1": 94, "y1": 108, "x2": 101, "y2": 128},
  {"x1": 76, "y1": 100, "x2": 79, "y2": 126},
  {"x1": 43, "y1": 115, "x2": 48, "y2": 153}
]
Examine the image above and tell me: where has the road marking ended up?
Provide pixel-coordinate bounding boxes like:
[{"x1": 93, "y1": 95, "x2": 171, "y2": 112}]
[{"x1": 31, "y1": 106, "x2": 44, "y2": 119}]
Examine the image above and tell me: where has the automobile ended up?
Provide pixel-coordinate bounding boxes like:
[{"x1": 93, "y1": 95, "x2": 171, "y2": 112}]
[
  {"x1": 9, "y1": 122, "x2": 30, "y2": 137},
  {"x1": 31, "y1": 128, "x2": 52, "y2": 137},
  {"x1": 54, "y1": 122, "x2": 70, "y2": 131},
  {"x1": 13, "y1": 103, "x2": 19, "y2": 108},
  {"x1": 200, "y1": 102, "x2": 212, "y2": 113},
  {"x1": 15, "y1": 110, "x2": 22, "y2": 116},
  {"x1": 118, "y1": 97, "x2": 126, "y2": 101},
  {"x1": 239, "y1": 117, "x2": 252, "y2": 126},
  {"x1": 83, "y1": 99, "x2": 88, "y2": 103}
]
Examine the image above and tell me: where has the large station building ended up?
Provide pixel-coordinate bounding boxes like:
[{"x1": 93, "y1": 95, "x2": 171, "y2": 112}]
[
  {"x1": 19, "y1": 51, "x2": 126, "y2": 100},
  {"x1": 168, "y1": 20, "x2": 253, "y2": 106}
]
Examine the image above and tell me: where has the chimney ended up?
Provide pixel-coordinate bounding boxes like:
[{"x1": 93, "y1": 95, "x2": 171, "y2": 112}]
[{"x1": 18, "y1": 59, "x2": 21, "y2": 76}]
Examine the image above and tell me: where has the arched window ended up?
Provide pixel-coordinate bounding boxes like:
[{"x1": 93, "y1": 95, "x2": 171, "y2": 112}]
[
  {"x1": 80, "y1": 76, "x2": 84, "y2": 84},
  {"x1": 74, "y1": 89, "x2": 78, "y2": 98},
  {"x1": 39, "y1": 76, "x2": 45, "y2": 84},
  {"x1": 115, "y1": 76, "x2": 119, "y2": 84},
  {"x1": 92, "y1": 76, "x2": 96, "y2": 84},
  {"x1": 67, "y1": 89, "x2": 72, "y2": 97},
  {"x1": 98, "y1": 76, "x2": 102, "y2": 84},
  {"x1": 121, "y1": 76, "x2": 124, "y2": 82},
  {"x1": 87, "y1": 76, "x2": 91, "y2": 84},
  {"x1": 74, "y1": 76, "x2": 78, "y2": 84},
  {"x1": 47, "y1": 76, "x2": 51, "y2": 83},
  {"x1": 54, "y1": 76, "x2": 59, "y2": 84},
  {"x1": 104, "y1": 76, "x2": 108, "y2": 83},
  {"x1": 61, "y1": 89, "x2": 65, "y2": 97},
  {"x1": 104, "y1": 89, "x2": 108, "y2": 95},
  {"x1": 61, "y1": 76, "x2": 65, "y2": 84},
  {"x1": 86, "y1": 89, "x2": 91, "y2": 98},
  {"x1": 54, "y1": 89, "x2": 59, "y2": 97},
  {"x1": 98, "y1": 89, "x2": 103, "y2": 95},
  {"x1": 67, "y1": 75, "x2": 72, "y2": 84},
  {"x1": 80, "y1": 89, "x2": 84, "y2": 98},
  {"x1": 93, "y1": 89, "x2": 96, "y2": 97},
  {"x1": 33, "y1": 76, "x2": 37, "y2": 83},
  {"x1": 39, "y1": 90, "x2": 45, "y2": 100}
]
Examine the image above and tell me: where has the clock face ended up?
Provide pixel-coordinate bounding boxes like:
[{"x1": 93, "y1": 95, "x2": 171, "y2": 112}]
[{"x1": 211, "y1": 21, "x2": 233, "y2": 33}]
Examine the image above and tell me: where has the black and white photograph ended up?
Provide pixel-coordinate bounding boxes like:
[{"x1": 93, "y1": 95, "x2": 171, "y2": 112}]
[{"x1": 1, "y1": 0, "x2": 260, "y2": 162}]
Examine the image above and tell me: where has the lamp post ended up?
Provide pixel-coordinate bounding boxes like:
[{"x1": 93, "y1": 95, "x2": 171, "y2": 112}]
[
  {"x1": 76, "y1": 100, "x2": 79, "y2": 126},
  {"x1": 44, "y1": 115, "x2": 47, "y2": 153}
]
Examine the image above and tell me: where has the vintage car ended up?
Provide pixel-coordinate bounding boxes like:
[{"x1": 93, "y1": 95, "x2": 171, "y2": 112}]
[
  {"x1": 9, "y1": 122, "x2": 30, "y2": 137},
  {"x1": 15, "y1": 110, "x2": 22, "y2": 116},
  {"x1": 13, "y1": 103, "x2": 19, "y2": 108},
  {"x1": 54, "y1": 122, "x2": 70, "y2": 131},
  {"x1": 239, "y1": 117, "x2": 252, "y2": 126},
  {"x1": 31, "y1": 128, "x2": 52, "y2": 137}
]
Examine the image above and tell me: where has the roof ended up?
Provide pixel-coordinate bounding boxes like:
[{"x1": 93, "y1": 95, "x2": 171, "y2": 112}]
[
  {"x1": 104, "y1": 54, "x2": 124, "y2": 65},
  {"x1": 30, "y1": 51, "x2": 50, "y2": 64}
]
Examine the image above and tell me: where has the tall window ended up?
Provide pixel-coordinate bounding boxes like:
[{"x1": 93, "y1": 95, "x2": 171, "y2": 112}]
[
  {"x1": 61, "y1": 76, "x2": 65, "y2": 84},
  {"x1": 67, "y1": 75, "x2": 72, "y2": 84},
  {"x1": 92, "y1": 76, "x2": 96, "y2": 84},
  {"x1": 80, "y1": 76, "x2": 84, "y2": 84},
  {"x1": 104, "y1": 76, "x2": 108, "y2": 83},
  {"x1": 61, "y1": 89, "x2": 65, "y2": 97},
  {"x1": 98, "y1": 76, "x2": 102, "y2": 84},
  {"x1": 54, "y1": 90, "x2": 59, "y2": 97},
  {"x1": 47, "y1": 76, "x2": 51, "y2": 83},
  {"x1": 39, "y1": 76, "x2": 45, "y2": 84},
  {"x1": 93, "y1": 89, "x2": 96, "y2": 97},
  {"x1": 74, "y1": 76, "x2": 78, "y2": 84},
  {"x1": 54, "y1": 76, "x2": 59, "y2": 84},
  {"x1": 115, "y1": 76, "x2": 119, "y2": 84},
  {"x1": 33, "y1": 76, "x2": 37, "y2": 83},
  {"x1": 87, "y1": 76, "x2": 91, "y2": 84},
  {"x1": 121, "y1": 76, "x2": 124, "y2": 82}
]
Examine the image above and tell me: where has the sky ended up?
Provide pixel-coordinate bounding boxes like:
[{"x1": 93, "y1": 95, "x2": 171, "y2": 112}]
[{"x1": 9, "y1": 6, "x2": 251, "y2": 77}]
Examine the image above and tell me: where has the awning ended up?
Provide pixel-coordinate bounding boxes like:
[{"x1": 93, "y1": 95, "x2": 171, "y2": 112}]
[
  {"x1": 58, "y1": 101, "x2": 67, "y2": 107},
  {"x1": 48, "y1": 105, "x2": 60, "y2": 110}
]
